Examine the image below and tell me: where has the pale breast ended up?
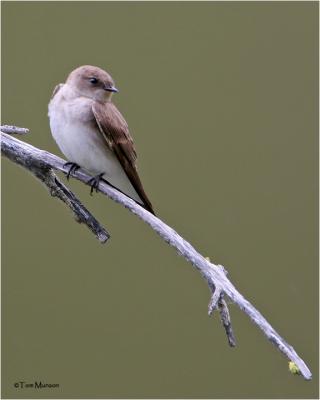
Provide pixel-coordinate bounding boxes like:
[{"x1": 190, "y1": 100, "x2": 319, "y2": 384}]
[{"x1": 49, "y1": 88, "x2": 97, "y2": 165}]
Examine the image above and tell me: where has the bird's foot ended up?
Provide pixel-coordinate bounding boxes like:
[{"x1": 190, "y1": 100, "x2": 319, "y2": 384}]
[
  {"x1": 64, "y1": 162, "x2": 80, "y2": 180},
  {"x1": 87, "y1": 173, "x2": 105, "y2": 195}
]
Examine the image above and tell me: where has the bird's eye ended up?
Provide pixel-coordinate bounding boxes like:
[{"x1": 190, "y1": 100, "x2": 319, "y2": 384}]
[{"x1": 89, "y1": 77, "x2": 98, "y2": 84}]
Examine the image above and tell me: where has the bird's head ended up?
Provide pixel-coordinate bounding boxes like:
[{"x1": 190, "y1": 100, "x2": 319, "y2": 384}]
[{"x1": 66, "y1": 65, "x2": 118, "y2": 102}]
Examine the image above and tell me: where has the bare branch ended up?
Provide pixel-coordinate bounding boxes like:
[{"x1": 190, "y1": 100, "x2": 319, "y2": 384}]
[
  {"x1": 208, "y1": 285, "x2": 222, "y2": 315},
  {"x1": 0, "y1": 125, "x2": 29, "y2": 135},
  {"x1": 207, "y1": 262, "x2": 236, "y2": 347},
  {"x1": 0, "y1": 129, "x2": 312, "y2": 380},
  {"x1": 41, "y1": 170, "x2": 110, "y2": 243},
  {"x1": 1, "y1": 129, "x2": 110, "y2": 243},
  {"x1": 218, "y1": 296, "x2": 236, "y2": 347}
]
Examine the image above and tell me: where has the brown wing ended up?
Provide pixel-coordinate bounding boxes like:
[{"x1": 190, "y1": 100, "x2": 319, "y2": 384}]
[{"x1": 92, "y1": 101, "x2": 155, "y2": 215}]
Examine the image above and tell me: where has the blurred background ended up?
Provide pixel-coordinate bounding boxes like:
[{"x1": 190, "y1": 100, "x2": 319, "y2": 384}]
[{"x1": 1, "y1": 2, "x2": 318, "y2": 398}]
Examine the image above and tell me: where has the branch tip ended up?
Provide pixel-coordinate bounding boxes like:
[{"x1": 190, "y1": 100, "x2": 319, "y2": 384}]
[
  {"x1": 0, "y1": 125, "x2": 29, "y2": 135},
  {"x1": 218, "y1": 297, "x2": 236, "y2": 347}
]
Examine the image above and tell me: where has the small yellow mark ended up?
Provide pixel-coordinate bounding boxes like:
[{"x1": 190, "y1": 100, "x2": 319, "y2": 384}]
[{"x1": 289, "y1": 361, "x2": 300, "y2": 375}]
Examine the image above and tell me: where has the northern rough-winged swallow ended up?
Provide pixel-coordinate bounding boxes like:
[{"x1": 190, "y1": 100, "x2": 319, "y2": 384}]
[{"x1": 48, "y1": 65, "x2": 154, "y2": 214}]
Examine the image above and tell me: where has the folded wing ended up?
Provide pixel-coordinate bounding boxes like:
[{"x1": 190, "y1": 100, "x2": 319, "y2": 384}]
[{"x1": 92, "y1": 101, "x2": 155, "y2": 215}]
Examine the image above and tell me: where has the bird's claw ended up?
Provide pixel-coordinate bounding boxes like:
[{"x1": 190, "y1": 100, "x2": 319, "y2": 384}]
[
  {"x1": 64, "y1": 162, "x2": 80, "y2": 180},
  {"x1": 87, "y1": 173, "x2": 105, "y2": 195}
]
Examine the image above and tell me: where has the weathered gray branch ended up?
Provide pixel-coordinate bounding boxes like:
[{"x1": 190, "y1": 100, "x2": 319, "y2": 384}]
[
  {"x1": 1, "y1": 125, "x2": 29, "y2": 135},
  {"x1": 1, "y1": 128, "x2": 109, "y2": 243},
  {"x1": 1, "y1": 128, "x2": 312, "y2": 380}
]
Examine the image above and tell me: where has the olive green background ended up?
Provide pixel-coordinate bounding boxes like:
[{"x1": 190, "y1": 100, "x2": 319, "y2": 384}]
[{"x1": 1, "y1": 1, "x2": 318, "y2": 398}]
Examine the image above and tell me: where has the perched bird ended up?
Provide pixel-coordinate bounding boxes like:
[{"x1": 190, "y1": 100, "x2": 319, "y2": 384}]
[{"x1": 48, "y1": 65, "x2": 154, "y2": 214}]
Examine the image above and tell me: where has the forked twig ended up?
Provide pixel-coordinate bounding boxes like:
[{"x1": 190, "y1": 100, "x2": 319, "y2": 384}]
[{"x1": 1, "y1": 127, "x2": 109, "y2": 243}]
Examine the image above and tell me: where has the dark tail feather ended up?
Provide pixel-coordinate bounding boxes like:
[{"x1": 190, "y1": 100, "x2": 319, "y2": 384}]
[{"x1": 101, "y1": 177, "x2": 155, "y2": 215}]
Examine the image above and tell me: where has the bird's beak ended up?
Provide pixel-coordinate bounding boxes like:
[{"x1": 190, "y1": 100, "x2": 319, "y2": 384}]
[{"x1": 104, "y1": 84, "x2": 119, "y2": 93}]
